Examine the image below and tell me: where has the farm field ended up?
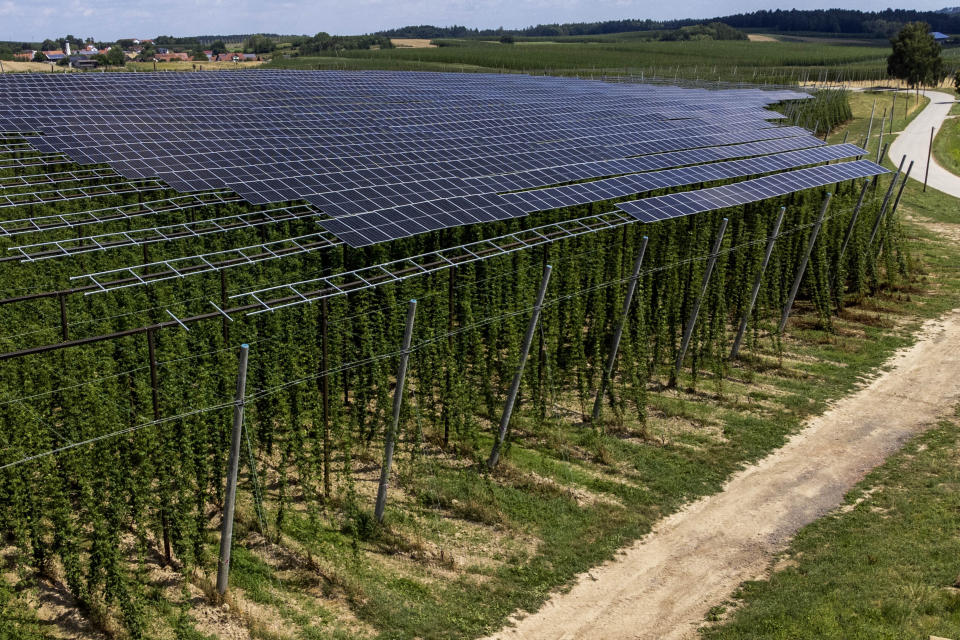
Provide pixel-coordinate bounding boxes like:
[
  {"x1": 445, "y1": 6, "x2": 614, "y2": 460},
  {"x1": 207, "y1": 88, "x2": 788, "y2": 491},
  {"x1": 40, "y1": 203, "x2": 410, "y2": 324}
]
[
  {"x1": 264, "y1": 35, "x2": 960, "y2": 86},
  {"x1": 0, "y1": 33, "x2": 958, "y2": 640}
]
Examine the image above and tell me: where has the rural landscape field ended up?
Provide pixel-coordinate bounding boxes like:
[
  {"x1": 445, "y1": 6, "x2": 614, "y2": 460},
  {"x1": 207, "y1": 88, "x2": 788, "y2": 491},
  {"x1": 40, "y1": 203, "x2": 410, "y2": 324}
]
[{"x1": 1, "y1": 6, "x2": 960, "y2": 640}]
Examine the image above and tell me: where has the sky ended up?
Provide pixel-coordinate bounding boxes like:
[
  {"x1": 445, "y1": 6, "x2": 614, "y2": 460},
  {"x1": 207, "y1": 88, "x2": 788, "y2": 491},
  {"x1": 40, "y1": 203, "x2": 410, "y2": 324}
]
[{"x1": 0, "y1": 0, "x2": 951, "y2": 42}]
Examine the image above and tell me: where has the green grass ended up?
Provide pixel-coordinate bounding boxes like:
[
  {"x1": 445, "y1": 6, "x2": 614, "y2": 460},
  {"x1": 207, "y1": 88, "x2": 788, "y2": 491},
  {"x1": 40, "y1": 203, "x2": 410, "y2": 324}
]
[
  {"x1": 934, "y1": 115, "x2": 960, "y2": 177},
  {"x1": 701, "y1": 414, "x2": 960, "y2": 639}
]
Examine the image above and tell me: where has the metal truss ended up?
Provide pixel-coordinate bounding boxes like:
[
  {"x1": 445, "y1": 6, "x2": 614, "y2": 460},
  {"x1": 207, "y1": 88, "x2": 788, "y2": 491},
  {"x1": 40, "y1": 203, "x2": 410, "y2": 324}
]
[
  {"x1": 0, "y1": 191, "x2": 242, "y2": 237},
  {"x1": 0, "y1": 209, "x2": 636, "y2": 360},
  {"x1": 233, "y1": 210, "x2": 636, "y2": 316},
  {"x1": 10, "y1": 203, "x2": 323, "y2": 261},
  {"x1": 0, "y1": 167, "x2": 121, "y2": 190},
  {"x1": 0, "y1": 179, "x2": 167, "y2": 208},
  {"x1": 0, "y1": 143, "x2": 33, "y2": 153},
  {"x1": 73, "y1": 231, "x2": 343, "y2": 293},
  {"x1": 0, "y1": 154, "x2": 79, "y2": 170}
]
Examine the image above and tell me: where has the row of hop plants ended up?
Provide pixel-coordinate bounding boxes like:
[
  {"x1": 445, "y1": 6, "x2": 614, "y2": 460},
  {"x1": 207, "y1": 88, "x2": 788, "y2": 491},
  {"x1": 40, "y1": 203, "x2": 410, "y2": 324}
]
[
  {"x1": 0, "y1": 168, "x2": 910, "y2": 636},
  {"x1": 0, "y1": 88, "x2": 900, "y2": 633}
]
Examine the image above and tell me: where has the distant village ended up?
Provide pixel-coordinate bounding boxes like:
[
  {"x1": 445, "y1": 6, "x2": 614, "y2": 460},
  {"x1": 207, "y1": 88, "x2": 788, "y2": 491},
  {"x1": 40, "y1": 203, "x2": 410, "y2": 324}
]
[{"x1": 13, "y1": 39, "x2": 261, "y2": 68}]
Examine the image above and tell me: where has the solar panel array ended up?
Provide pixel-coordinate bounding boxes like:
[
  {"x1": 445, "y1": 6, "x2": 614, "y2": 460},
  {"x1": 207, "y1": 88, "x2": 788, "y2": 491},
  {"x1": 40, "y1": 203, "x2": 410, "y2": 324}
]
[{"x1": 0, "y1": 70, "x2": 886, "y2": 250}]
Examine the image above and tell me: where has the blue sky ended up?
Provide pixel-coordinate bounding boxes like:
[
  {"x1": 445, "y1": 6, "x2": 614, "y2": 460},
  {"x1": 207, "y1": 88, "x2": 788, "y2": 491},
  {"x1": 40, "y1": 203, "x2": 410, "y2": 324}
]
[{"x1": 0, "y1": 0, "x2": 950, "y2": 42}]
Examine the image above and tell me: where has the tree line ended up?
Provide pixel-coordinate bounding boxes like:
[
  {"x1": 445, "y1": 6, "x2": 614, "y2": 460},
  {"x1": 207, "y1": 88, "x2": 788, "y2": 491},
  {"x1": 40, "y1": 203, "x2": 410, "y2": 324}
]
[{"x1": 378, "y1": 8, "x2": 960, "y2": 39}]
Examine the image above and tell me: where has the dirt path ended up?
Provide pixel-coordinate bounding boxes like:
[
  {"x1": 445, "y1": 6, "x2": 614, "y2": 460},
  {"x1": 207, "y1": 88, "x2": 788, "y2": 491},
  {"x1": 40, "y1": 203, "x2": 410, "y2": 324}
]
[{"x1": 487, "y1": 309, "x2": 960, "y2": 640}]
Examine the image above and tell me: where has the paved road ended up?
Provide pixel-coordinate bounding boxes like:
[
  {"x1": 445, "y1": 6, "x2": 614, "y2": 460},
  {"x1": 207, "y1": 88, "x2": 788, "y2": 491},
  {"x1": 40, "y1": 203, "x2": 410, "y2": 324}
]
[{"x1": 888, "y1": 90, "x2": 960, "y2": 199}]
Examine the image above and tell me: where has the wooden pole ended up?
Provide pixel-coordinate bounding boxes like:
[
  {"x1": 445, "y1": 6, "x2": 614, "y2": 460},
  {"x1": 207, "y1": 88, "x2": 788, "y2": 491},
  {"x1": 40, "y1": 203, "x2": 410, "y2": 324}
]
[
  {"x1": 675, "y1": 218, "x2": 727, "y2": 378},
  {"x1": 488, "y1": 265, "x2": 552, "y2": 470},
  {"x1": 592, "y1": 236, "x2": 648, "y2": 424},
  {"x1": 216, "y1": 344, "x2": 250, "y2": 596},
  {"x1": 374, "y1": 300, "x2": 417, "y2": 523},
  {"x1": 731, "y1": 208, "x2": 784, "y2": 360},
  {"x1": 779, "y1": 193, "x2": 832, "y2": 333}
]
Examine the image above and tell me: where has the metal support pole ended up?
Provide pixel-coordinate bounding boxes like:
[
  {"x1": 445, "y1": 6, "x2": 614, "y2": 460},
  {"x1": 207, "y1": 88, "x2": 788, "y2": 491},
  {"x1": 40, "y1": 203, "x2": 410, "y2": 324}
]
[
  {"x1": 889, "y1": 161, "x2": 913, "y2": 220},
  {"x1": 837, "y1": 181, "x2": 870, "y2": 268},
  {"x1": 778, "y1": 193, "x2": 832, "y2": 333},
  {"x1": 890, "y1": 93, "x2": 896, "y2": 134},
  {"x1": 675, "y1": 218, "x2": 727, "y2": 377},
  {"x1": 320, "y1": 298, "x2": 331, "y2": 498},
  {"x1": 488, "y1": 265, "x2": 552, "y2": 470},
  {"x1": 591, "y1": 236, "x2": 648, "y2": 423},
  {"x1": 869, "y1": 156, "x2": 905, "y2": 246},
  {"x1": 730, "y1": 208, "x2": 785, "y2": 360},
  {"x1": 443, "y1": 267, "x2": 455, "y2": 447},
  {"x1": 58, "y1": 293, "x2": 69, "y2": 341},
  {"x1": 146, "y1": 327, "x2": 171, "y2": 563},
  {"x1": 876, "y1": 112, "x2": 885, "y2": 163},
  {"x1": 876, "y1": 142, "x2": 889, "y2": 168},
  {"x1": 924, "y1": 126, "x2": 934, "y2": 192},
  {"x1": 831, "y1": 181, "x2": 871, "y2": 312},
  {"x1": 877, "y1": 161, "x2": 914, "y2": 254},
  {"x1": 865, "y1": 98, "x2": 877, "y2": 152},
  {"x1": 216, "y1": 344, "x2": 250, "y2": 596},
  {"x1": 374, "y1": 299, "x2": 417, "y2": 523}
]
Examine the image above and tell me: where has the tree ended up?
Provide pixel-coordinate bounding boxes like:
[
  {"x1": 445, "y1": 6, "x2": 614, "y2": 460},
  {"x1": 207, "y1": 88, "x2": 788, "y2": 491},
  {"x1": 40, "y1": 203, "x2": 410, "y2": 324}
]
[
  {"x1": 499, "y1": 34, "x2": 515, "y2": 44},
  {"x1": 32, "y1": 50, "x2": 47, "y2": 62},
  {"x1": 243, "y1": 34, "x2": 275, "y2": 54},
  {"x1": 105, "y1": 46, "x2": 126, "y2": 66},
  {"x1": 190, "y1": 48, "x2": 208, "y2": 62},
  {"x1": 39, "y1": 39, "x2": 57, "y2": 52},
  {"x1": 887, "y1": 22, "x2": 945, "y2": 93},
  {"x1": 210, "y1": 40, "x2": 228, "y2": 55}
]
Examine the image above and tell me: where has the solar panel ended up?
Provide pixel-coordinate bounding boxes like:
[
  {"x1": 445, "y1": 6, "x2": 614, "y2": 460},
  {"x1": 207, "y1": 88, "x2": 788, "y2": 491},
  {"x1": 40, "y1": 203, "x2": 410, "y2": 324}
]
[
  {"x1": 320, "y1": 143, "x2": 871, "y2": 247},
  {"x1": 616, "y1": 161, "x2": 888, "y2": 222},
  {"x1": 0, "y1": 70, "x2": 860, "y2": 251}
]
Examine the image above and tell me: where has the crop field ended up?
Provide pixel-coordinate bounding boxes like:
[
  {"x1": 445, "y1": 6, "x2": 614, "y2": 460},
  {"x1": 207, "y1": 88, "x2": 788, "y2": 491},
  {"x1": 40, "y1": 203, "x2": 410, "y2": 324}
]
[
  {"x1": 265, "y1": 36, "x2": 948, "y2": 85},
  {"x1": 0, "y1": 53, "x2": 952, "y2": 640}
]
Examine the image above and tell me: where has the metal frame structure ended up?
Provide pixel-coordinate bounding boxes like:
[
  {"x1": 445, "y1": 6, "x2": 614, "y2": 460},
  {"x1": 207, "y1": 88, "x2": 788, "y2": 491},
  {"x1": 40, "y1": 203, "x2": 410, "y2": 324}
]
[
  {"x1": 0, "y1": 191, "x2": 243, "y2": 236},
  {"x1": 9, "y1": 203, "x2": 324, "y2": 261}
]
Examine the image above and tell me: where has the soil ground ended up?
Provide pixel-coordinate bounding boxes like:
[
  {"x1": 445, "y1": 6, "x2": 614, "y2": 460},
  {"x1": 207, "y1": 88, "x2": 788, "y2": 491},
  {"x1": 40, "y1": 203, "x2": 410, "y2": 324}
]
[
  {"x1": 390, "y1": 39, "x2": 437, "y2": 48},
  {"x1": 486, "y1": 308, "x2": 960, "y2": 640}
]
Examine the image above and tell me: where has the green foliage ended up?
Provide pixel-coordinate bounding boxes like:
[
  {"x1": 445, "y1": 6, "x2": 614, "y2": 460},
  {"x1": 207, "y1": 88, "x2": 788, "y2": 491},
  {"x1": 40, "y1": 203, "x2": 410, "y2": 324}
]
[
  {"x1": 209, "y1": 40, "x2": 228, "y2": 55},
  {"x1": 242, "y1": 34, "x2": 275, "y2": 54},
  {"x1": 31, "y1": 51, "x2": 46, "y2": 62},
  {"x1": 297, "y1": 33, "x2": 393, "y2": 55},
  {"x1": 659, "y1": 22, "x2": 747, "y2": 42},
  {"x1": 104, "y1": 47, "x2": 126, "y2": 66},
  {"x1": 887, "y1": 22, "x2": 946, "y2": 88}
]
